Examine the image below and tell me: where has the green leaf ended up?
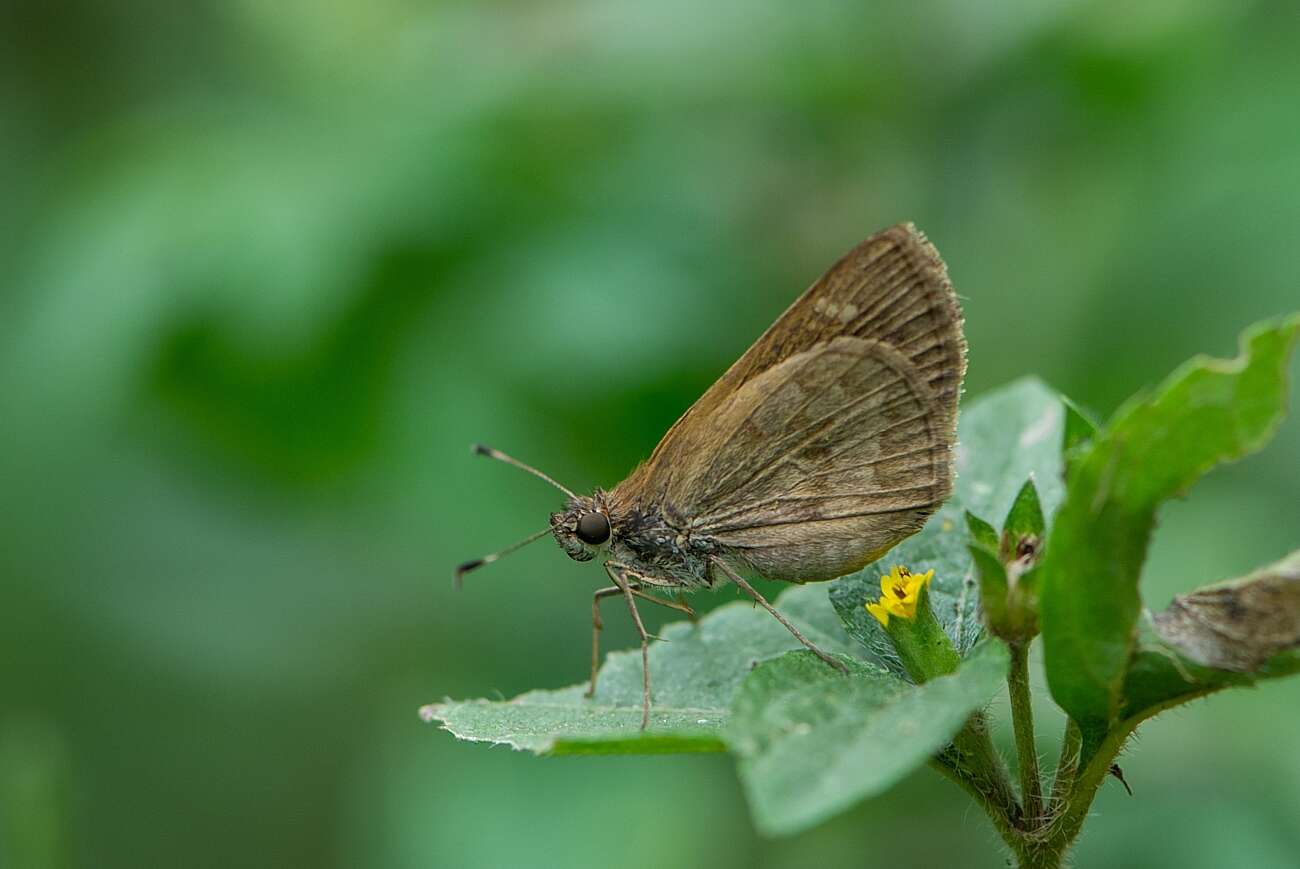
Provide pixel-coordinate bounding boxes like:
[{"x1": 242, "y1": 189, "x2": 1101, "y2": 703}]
[
  {"x1": 965, "y1": 510, "x2": 999, "y2": 551},
  {"x1": 1040, "y1": 316, "x2": 1300, "y2": 739},
  {"x1": 421, "y1": 584, "x2": 862, "y2": 754},
  {"x1": 969, "y1": 544, "x2": 1009, "y2": 632},
  {"x1": 830, "y1": 378, "x2": 1066, "y2": 669},
  {"x1": 1061, "y1": 396, "x2": 1099, "y2": 483},
  {"x1": 726, "y1": 641, "x2": 1010, "y2": 836},
  {"x1": 1016, "y1": 564, "x2": 1042, "y2": 615},
  {"x1": 1120, "y1": 639, "x2": 1300, "y2": 724}
]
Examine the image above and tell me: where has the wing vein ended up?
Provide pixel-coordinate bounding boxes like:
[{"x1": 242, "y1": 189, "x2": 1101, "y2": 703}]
[
  {"x1": 697, "y1": 346, "x2": 862, "y2": 498},
  {"x1": 711, "y1": 502, "x2": 934, "y2": 538},
  {"x1": 701, "y1": 392, "x2": 928, "y2": 513},
  {"x1": 696, "y1": 442, "x2": 940, "y2": 527},
  {"x1": 701, "y1": 484, "x2": 940, "y2": 534}
]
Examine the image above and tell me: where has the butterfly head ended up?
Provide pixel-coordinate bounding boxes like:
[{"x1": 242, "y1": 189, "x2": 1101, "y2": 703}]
[{"x1": 550, "y1": 492, "x2": 612, "y2": 563}]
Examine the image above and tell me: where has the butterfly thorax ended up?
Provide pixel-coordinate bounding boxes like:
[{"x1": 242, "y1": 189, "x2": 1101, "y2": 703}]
[
  {"x1": 610, "y1": 499, "x2": 719, "y2": 589},
  {"x1": 551, "y1": 489, "x2": 717, "y2": 590}
]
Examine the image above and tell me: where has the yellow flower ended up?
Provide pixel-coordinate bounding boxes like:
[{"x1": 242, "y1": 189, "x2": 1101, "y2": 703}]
[{"x1": 865, "y1": 565, "x2": 935, "y2": 626}]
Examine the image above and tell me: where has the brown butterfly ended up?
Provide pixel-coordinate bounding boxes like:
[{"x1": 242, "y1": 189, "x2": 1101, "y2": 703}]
[{"x1": 458, "y1": 223, "x2": 966, "y2": 728}]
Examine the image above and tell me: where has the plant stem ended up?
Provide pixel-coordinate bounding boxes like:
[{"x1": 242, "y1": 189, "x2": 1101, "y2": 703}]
[
  {"x1": 1040, "y1": 723, "x2": 1133, "y2": 860},
  {"x1": 934, "y1": 707, "x2": 1122, "y2": 867},
  {"x1": 1049, "y1": 718, "x2": 1081, "y2": 811},
  {"x1": 1037, "y1": 711, "x2": 1167, "y2": 867},
  {"x1": 1031, "y1": 682, "x2": 1239, "y2": 867},
  {"x1": 931, "y1": 757, "x2": 1035, "y2": 866},
  {"x1": 950, "y1": 653, "x2": 1241, "y2": 866},
  {"x1": 932, "y1": 712, "x2": 1025, "y2": 858},
  {"x1": 1007, "y1": 641, "x2": 1042, "y2": 826}
]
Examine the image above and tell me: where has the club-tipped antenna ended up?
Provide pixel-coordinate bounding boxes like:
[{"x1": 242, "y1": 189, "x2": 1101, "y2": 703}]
[
  {"x1": 454, "y1": 526, "x2": 552, "y2": 589},
  {"x1": 471, "y1": 443, "x2": 577, "y2": 499}
]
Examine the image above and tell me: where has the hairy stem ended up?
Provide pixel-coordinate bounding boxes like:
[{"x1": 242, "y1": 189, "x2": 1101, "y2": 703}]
[
  {"x1": 1050, "y1": 718, "x2": 1081, "y2": 811},
  {"x1": 1007, "y1": 641, "x2": 1043, "y2": 827},
  {"x1": 1035, "y1": 711, "x2": 1169, "y2": 867},
  {"x1": 1020, "y1": 677, "x2": 1243, "y2": 866},
  {"x1": 932, "y1": 712, "x2": 1026, "y2": 860},
  {"x1": 931, "y1": 758, "x2": 1034, "y2": 866},
  {"x1": 1040, "y1": 724, "x2": 1133, "y2": 863},
  {"x1": 934, "y1": 704, "x2": 1127, "y2": 867}
]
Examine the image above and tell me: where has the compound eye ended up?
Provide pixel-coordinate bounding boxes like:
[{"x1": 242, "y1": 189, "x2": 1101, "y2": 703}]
[{"x1": 575, "y1": 512, "x2": 611, "y2": 545}]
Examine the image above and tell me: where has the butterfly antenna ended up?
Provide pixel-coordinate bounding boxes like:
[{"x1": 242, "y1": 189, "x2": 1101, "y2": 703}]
[
  {"x1": 455, "y1": 526, "x2": 552, "y2": 590},
  {"x1": 470, "y1": 444, "x2": 578, "y2": 499}
]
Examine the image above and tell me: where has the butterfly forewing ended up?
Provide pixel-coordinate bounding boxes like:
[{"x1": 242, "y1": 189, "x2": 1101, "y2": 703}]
[
  {"x1": 612, "y1": 223, "x2": 965, "y2": 582},
  {"x1": 659, "y1": 337, "x2": 949, "y2": 581}
]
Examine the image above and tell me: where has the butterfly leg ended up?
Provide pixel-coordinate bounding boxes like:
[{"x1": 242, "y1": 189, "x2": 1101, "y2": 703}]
[
  {"x1": 710, "y1": 556, "x2": 848, "y2": 673},
  {"x1": 604, "y1": 563, "x2": 654, "y2": 729},
  {"x1": 586, "y1": 581, "x2": 695, "y2": 699},
  {"x1": 678, "y1": 593, "x2": 698, "y2": 623},
  {"x1": 587, "y1": 585, "x2": 625, "y2": 699}
]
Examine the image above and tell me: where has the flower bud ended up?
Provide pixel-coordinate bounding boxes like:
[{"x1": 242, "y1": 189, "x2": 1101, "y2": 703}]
[{"x1": 866, "y1": 565, "x2": 960, "y2": 682}]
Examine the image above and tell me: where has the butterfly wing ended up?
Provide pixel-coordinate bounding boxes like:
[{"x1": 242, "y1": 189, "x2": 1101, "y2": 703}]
[
  {"x1": 714, "y1": 222, "x2": 965, "y2": 421},
  {"x1": 614, "y1": 223, "x2": 964, "y2": 579},
  {"x1": 644, "y1": 336, "x2": 950, "y2": 581}
]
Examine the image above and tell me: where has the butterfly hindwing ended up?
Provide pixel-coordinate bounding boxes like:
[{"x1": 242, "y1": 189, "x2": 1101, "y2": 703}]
[{"x1": 654, "y1": 336, "x2": 949, "y2": 582}]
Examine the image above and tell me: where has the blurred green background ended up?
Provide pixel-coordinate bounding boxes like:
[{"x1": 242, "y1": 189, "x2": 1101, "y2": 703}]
[{"x1": 2, "y1": 1, "x2": 1299, "y2": 867}]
